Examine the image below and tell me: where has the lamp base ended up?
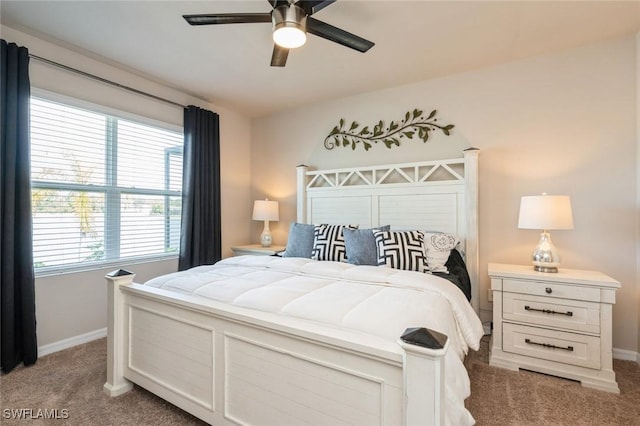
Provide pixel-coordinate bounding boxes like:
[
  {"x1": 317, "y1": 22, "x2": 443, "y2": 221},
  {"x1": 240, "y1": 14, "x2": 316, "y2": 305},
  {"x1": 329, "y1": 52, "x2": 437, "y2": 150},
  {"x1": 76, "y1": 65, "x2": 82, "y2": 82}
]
[
  {"x1": 533, "y1": 265, "x2": 558, "y2": 273},
  {"x1": 531, "y1": 231, "x2": 561, "y2": 273},
  {"x1": 260, "y1": 221, "x2": 272, "y2": 247},
  {"x1": 260, "y1": 233, "x2": 272, "y2": 247}
]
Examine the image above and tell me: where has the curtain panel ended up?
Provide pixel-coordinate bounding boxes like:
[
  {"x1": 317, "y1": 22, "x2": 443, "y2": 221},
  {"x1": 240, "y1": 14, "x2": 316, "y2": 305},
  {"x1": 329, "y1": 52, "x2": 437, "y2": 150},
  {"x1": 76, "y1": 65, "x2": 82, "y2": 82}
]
[
  {"x1": 0, "y1": 39, "x2": 38, "y2": 373},
  {"x1": 179, "y1": 106, "x2": 221, "y2": 270}
]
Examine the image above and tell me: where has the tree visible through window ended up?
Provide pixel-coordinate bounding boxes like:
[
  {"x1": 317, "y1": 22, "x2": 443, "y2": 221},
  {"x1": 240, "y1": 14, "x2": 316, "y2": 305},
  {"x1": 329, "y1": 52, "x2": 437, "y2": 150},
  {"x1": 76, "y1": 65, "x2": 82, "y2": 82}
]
[{"x1": 30, "y1": 96, "x2": 183, "y2": 271}]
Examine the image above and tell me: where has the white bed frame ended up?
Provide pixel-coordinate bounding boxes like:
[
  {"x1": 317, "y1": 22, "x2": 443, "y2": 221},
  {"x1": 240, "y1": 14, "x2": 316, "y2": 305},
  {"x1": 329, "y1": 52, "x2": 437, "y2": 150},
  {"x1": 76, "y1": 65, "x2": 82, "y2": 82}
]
[{"x1": 104, "y1": 149, "x2": 479, "y2": 426}]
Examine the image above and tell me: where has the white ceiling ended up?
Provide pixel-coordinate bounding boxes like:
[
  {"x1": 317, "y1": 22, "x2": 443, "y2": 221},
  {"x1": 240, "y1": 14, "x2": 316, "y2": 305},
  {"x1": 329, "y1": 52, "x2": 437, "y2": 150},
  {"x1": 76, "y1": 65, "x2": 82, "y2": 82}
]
[{"x1": 1, "y1": 1, "x2": 639, "y2": 117}]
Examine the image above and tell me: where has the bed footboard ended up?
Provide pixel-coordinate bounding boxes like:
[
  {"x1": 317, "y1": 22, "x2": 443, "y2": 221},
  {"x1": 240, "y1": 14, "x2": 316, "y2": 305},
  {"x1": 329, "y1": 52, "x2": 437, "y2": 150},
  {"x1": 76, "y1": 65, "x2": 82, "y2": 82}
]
[
  {"x1": 399, "y1": 339, "x2": 449, "y2": 425},
  {"x1": 104, "y1": 272, "x2": 450, "y2": 425},
  {"x1": 103, "y1": 269, "x2": 134, "y2": 397}
]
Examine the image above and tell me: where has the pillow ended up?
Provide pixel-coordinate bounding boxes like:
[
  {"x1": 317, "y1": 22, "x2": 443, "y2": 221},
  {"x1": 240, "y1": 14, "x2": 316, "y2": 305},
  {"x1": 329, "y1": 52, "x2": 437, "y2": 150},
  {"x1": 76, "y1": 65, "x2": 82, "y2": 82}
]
[
  {"x1": 311, "y1": 224, "x2": 357, "y2": 262},
  {"x1": 283, "y1": 223, "x2": 315, "y2": 258},
  {"x1": 423, "y1": 232, "x2": 459, "y2": 273},
  {"x1": 343, "y1": 225, "x2": 390, "y2": 266},
  {"x1": 374, "y1": 230, "x2": 427, "y2": 272},
  {"x1": 432, "y1": 248, "x2": 471, "y2": 300}
]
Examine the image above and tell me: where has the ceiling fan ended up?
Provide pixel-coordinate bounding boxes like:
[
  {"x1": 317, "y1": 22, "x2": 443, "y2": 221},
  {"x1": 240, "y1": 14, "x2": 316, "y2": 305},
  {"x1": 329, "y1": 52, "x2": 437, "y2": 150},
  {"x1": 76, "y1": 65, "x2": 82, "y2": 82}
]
[{"x1": 183, "y1": 0, "x2": 375, "y2": 67}]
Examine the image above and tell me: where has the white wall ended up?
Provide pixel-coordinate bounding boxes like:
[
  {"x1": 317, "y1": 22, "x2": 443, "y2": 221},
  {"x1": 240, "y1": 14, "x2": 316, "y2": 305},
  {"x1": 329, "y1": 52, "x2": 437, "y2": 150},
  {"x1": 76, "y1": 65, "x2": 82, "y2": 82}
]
[
  {"x1": 252, "y1": 36, "x2": 639, "y2": 353},
  {"x1": 2, "y1": 25, "x2": 253, "y2": 348}
]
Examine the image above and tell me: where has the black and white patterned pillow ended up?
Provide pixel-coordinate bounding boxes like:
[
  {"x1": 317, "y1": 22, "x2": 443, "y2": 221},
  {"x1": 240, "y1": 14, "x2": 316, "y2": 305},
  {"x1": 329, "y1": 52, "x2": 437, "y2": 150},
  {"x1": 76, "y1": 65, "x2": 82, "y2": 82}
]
[
  {"x1": 374, "y1": 230, "x2": 427, "y2": 272},
  {"x1": 311, "y1": 224, "x2": 356, "y2": 262}
]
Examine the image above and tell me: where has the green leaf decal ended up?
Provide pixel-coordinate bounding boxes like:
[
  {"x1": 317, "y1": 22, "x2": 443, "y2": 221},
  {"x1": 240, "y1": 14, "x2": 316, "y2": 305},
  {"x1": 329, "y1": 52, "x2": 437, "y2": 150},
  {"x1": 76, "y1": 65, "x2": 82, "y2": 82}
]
[{"x1": 323, "y1": 109, "x2": 454, "y2": 151}]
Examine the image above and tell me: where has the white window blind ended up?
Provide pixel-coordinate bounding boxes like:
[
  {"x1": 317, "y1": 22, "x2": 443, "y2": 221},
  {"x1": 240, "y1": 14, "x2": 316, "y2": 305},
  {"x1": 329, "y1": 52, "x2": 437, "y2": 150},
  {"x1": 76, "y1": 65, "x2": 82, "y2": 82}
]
[{"x1": 30, "y1": 96, "x2": 183, "y2": 272}]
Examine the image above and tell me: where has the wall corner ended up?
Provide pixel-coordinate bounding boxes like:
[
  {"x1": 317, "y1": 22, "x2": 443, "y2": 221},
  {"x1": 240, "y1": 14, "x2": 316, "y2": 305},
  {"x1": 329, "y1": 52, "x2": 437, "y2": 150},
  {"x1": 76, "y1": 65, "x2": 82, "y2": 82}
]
[{"x1": 635, "y1": 31, "x2": 640, "y2": 358}]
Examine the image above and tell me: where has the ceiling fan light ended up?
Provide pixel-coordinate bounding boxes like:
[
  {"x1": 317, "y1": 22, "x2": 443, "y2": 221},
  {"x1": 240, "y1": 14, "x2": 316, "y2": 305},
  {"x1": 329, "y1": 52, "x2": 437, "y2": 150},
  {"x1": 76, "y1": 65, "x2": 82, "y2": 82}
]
[
  {"x1": 272, "y1": 4, "x2": 307, "y2": 49},
  {"x1": 273, "y1": 24, "x2": 306, "y2": 49}
]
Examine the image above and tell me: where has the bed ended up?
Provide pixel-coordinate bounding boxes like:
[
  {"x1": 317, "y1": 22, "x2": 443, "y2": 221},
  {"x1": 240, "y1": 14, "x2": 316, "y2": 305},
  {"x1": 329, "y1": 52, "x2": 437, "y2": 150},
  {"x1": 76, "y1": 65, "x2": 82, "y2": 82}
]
[{"x1": 104, "y1": 149, "x2": 483, "y2": 425}]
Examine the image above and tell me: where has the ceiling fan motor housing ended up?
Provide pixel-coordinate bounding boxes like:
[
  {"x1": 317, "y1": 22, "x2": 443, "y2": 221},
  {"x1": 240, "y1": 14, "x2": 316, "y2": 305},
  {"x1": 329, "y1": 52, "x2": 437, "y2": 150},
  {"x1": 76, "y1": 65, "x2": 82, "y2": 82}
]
[{"x1": 272, "y1": 4, "x2": 307, "y2": 34}]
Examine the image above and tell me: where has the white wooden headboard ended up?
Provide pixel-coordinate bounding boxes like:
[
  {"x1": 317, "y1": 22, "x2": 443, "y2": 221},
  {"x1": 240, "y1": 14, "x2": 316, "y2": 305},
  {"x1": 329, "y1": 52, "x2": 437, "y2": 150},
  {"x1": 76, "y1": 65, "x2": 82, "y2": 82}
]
[{"x1": 296, "y1": 148, "x2": 480, "y2": 314}]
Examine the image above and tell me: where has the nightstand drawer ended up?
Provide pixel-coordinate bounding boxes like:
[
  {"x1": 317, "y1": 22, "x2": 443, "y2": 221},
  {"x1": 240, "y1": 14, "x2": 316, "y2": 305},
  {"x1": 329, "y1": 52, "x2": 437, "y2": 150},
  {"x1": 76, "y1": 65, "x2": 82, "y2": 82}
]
[
  {"x1": 503, "y1": 292, "x2": 600, "y2": 334},
  {"x1": 503, "y1": 279, "x2": 600, "y2": 302},
  {"x1": 503, "y1": 323, "x2": 601, "y2": 369}
]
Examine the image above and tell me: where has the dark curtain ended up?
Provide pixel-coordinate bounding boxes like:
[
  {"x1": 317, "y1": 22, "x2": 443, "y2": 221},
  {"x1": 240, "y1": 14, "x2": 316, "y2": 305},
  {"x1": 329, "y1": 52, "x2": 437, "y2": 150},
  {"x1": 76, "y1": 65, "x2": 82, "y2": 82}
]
[
  {"x1": 0, "y1": 40, "x2": 37, "y2": 373},
  {"x1": 178, "y1": 106, "x2": 221, "y2": 270}
]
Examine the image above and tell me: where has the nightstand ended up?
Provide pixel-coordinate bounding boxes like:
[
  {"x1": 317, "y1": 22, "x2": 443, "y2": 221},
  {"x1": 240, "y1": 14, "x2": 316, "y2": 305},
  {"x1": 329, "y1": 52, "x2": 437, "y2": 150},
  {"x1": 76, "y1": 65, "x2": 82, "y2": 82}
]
[
  {"x1": 488, "y1": 263, "x2": 620, "y2": 393},
  {"x1": 230, "y1": 244, "x2": 285, "y2": 256}
]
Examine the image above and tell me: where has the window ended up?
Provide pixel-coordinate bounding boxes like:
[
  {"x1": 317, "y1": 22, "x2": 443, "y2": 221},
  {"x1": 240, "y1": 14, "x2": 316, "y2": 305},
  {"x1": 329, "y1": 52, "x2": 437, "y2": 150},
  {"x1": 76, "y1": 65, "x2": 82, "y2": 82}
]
[{"x1": 30, "y1": 96, "x2": 183, "y2": 273}]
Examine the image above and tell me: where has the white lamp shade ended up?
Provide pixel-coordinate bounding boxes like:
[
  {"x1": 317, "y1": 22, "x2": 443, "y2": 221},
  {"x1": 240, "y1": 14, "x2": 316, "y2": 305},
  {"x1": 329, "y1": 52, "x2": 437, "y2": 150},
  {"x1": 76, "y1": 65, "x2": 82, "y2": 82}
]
[
  {"x1": 518, "y1": 195, "x2": 574, "y2": 230},
  {"x1": 252, "y1": 199, "x2": 279, "y2": 222}
]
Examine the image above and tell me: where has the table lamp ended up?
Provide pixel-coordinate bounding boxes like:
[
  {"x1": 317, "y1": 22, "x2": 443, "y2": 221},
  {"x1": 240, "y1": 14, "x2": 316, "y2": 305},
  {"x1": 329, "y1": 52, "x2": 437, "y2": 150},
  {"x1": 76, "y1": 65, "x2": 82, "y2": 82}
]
[
  {"x1": 252, "y1": 199, "x2": 279, "y2": 247},
  {"x1": 518, "y1": 194, "x2": 574, "y2": 273}
]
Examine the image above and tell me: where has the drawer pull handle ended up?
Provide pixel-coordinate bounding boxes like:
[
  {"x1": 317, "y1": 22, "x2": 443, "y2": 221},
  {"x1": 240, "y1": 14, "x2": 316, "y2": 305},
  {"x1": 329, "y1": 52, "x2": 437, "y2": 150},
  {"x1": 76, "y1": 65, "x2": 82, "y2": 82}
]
[
  {"x1": 545, "y1": 287, "x2": 552, "y2": 294},
  {"x1": 525, "y1": 338, "x2": 574, "y2": 352},
  {"x1": 524, "y1": 305, "x2": 573, "y2": 316}
]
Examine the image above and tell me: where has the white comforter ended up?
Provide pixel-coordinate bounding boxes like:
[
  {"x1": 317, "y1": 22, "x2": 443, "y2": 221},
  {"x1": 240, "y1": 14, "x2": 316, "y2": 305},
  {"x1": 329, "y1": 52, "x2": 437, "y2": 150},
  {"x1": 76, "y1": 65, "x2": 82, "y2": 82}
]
[{"x1": 145, "y1": 255, "x2": 484, "y2": 425}]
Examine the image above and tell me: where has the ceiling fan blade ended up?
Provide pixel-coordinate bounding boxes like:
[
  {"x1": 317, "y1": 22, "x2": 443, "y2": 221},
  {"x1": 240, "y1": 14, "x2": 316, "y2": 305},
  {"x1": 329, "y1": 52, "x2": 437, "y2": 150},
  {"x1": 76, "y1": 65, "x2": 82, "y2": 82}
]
[
  {"x1": 306, "y1": 17, "x2": 374, "y2": 53},
  {"x1": 295, "y1": 0, "x2": 337, "y2": 15},
  {"x1": 183, "y1": 13, "x2": 272, "y2": 26},
  {"x1": 271, "y1": 44, "x2": 289, "y2": 67}
]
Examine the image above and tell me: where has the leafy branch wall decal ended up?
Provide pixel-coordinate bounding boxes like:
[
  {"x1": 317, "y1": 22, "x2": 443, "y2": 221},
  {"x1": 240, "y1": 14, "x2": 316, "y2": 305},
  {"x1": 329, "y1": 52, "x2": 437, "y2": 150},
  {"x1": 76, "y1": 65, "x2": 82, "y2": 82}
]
[{"x1": 324, "y1": 109, "x2": 454, "y2": 151}]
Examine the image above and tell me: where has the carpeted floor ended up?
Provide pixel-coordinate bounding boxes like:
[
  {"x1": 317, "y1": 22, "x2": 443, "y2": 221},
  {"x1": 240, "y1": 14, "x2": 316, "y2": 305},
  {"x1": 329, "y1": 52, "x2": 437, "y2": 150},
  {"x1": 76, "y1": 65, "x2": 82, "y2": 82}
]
[
  {"x1": 464, "y1": 337, "x2": 640, "y2": 425},
  {"x1": 1, "y1": 336, "x2": 639, "y2": 425},
  {"x1": 0, "y1": 339, "x2": 205, "y2": 426}
]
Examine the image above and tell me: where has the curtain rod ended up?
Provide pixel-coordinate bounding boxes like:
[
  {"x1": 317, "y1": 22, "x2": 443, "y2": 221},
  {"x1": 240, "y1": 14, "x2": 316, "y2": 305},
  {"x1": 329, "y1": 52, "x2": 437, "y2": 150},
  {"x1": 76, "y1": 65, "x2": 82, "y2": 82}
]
[{"x1": 29, "y1": 54, "x2": 186, "y2": 109}]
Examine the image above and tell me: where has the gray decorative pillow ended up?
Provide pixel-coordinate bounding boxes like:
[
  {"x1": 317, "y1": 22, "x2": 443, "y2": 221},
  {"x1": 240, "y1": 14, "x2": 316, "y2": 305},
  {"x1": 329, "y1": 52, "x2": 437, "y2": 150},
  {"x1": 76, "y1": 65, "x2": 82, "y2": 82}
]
[
  {"x1": 283, "y1": 223, "x2": 315, "y2": 258},
  {"x1": 374, "y1": 230, "x2": 427, "y2": 273},
  {"x1": 344, "y1": 225, "x2": 391, "y2": 265}
]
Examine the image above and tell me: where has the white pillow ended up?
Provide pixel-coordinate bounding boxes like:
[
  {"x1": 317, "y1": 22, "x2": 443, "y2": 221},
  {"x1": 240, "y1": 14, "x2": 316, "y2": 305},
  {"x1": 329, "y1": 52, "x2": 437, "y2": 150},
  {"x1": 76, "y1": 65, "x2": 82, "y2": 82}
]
[{"x1": 423, "y1": 232, "x2": 458, "y2": 273}]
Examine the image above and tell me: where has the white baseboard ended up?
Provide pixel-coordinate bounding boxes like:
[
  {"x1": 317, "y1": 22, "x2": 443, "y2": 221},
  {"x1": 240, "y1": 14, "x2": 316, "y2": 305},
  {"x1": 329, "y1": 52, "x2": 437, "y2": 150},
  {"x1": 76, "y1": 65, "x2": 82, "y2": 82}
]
[
  {"x1": 38, "y1": 328, "x2": 107, "y2": 357},
  {"x1": 613, "y1": 347, "x2": 640, "y2": 363}
]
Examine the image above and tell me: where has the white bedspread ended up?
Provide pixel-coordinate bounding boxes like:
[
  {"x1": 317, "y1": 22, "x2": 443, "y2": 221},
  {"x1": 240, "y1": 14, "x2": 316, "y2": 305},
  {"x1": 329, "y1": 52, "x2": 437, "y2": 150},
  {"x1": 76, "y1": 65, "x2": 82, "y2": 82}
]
[{"x1": 145, "y1": 255, "x2": 484, "y2": 425}]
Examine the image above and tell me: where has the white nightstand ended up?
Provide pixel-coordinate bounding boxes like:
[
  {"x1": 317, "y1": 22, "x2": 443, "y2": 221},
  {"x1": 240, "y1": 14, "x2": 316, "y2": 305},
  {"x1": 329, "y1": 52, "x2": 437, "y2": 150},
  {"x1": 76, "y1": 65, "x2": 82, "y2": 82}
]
[
  {"x1": 488, "y1": 263, "x2": 620, "y2": 393},
  {"x1": 231, "y1": 244, "x2": 285, "y2": 257}
]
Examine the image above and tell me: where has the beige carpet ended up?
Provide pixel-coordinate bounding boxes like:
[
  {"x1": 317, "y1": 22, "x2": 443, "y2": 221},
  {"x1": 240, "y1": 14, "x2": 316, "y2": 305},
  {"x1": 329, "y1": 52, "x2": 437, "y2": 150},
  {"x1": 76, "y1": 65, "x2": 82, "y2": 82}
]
[
  {"x1": 464, "y1": 337, "x2": 640, "y2": 425},
  {"x1": 0, "y1": 339, "x2": 205, "y2": 426},
  {"x1": 1, "y1": 336, "x2": 638, "y2": 425}
]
